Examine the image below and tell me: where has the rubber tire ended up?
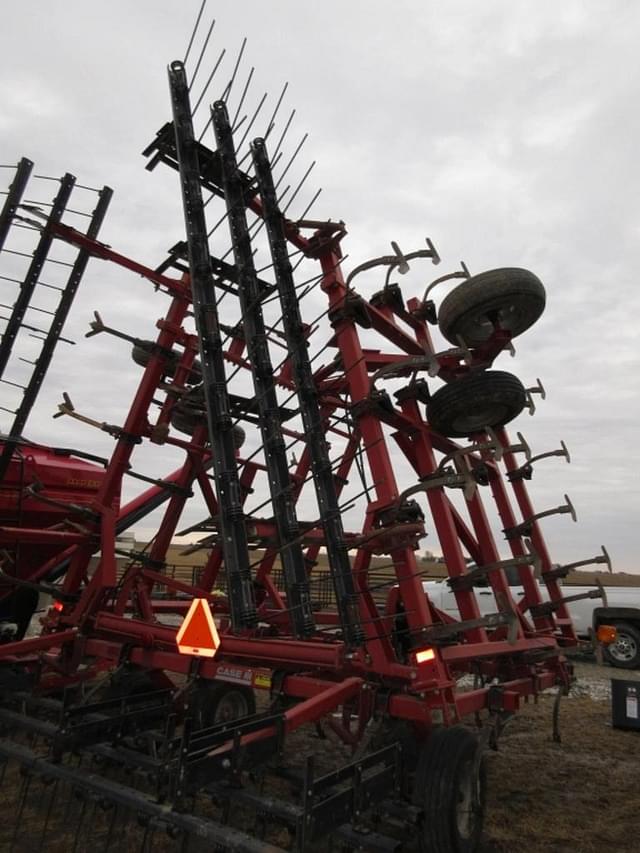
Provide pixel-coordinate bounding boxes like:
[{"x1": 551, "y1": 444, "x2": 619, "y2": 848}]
[
  {"x1": 438, "y1": 268, "x2": 546, "y2": 347},
  {"x1": 604, "y1": 622, "x2": 640, "y2": 669},
  {"x1": 427, "y1": 370, "x2": 526, "y2": 438},
  {"x1": 170, "y1": 405, "x2": 204, "y2": 436},
  {"x1": 413, "y1": 726, "x2": 486, "y2": 853},
  {"x1": 187, "y1": 682, "x2": 256, "y2": 730},
  {"x1": 131, "y1": 342, "x2": 202, "y2": 385},
  {"x1": 170, "y1": 407, "x2": 246, "y2": 449}
]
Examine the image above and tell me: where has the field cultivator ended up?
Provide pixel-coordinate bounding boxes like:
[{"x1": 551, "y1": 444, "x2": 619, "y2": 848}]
[{"x1": 0, "y1": 14, "x2": 607, "y2": 853}]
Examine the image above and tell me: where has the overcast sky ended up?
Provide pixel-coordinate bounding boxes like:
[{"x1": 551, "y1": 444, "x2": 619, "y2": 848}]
[{"x1": 1, "y1": 1, "x2": 639, "y2": 574}]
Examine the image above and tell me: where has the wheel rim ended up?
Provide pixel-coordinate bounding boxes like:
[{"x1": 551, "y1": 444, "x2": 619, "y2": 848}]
[
  {"x1": 462, "y1": 301, "x2": 528, "y2": 340},
  {"x1": 213, "y1": 690, "x2": 251, "y2": 723},
  {"x1": 609, "y1": 632, "x2": 638, "y2": 664},
  {"x1": 451, "y1": 403, "x2": 509, "y2": 433},
  {"x1": 455, "y1": 758, "x2": 481, "y2": 840}
]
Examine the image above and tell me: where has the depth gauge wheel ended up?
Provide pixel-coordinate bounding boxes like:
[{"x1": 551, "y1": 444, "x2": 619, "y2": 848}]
[
  {"x1": 413, "y1": 726, "x2": 486, "y2": 853},
  {"x1": 438, "y1": 268, "x2": 545, "y2": 347},
  {"x1": 131, "y1": 342, "x2": 202, "y2": 384},
  {"x1": 187, "y1": 681, "x2": 256, "y2": 729},
  {"x1": 427, "y1": 370, "x2": 526, "y2": 437}
]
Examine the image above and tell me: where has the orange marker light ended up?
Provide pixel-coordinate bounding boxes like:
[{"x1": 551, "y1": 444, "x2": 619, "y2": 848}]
[
  {"x1": 596, "y1": 624, "x2": 617, "y2": 646},
  {"x1": 176, "y1": 598, "x2": 220, "y2": 658},
  {"x1": 415, "y1": 647, "x2": 436, "y2": 664}
]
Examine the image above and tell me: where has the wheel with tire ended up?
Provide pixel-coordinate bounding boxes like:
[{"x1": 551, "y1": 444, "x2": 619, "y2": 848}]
[
  {"x1": 187, "y1": 681, "x2": 256, "y2": 729},
  {"x1": 413, "y1": 726, "x2": 486, "y2": 853},
  {"x1": 604, "y1": 622, "x2": 640, "y2": 669},
  {"x1": 427, "y1": 370, "x2": 526, "y2": 437},
  {"x1": 438, "y1": 268, "x2": 546, "y2": 347},
  {"x1": 131, "y1": 342, "x2": 202, "y2": 385}
]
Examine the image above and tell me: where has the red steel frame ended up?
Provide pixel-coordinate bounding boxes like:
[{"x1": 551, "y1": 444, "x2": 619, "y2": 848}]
[{"x1": 0, "y1": 158, "x2": 577, "y2": 743}]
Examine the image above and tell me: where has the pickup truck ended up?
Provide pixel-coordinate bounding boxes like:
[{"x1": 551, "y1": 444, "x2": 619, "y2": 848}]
[{"x1": 423, "y1": 579, "x2": 640, "y2": 669}]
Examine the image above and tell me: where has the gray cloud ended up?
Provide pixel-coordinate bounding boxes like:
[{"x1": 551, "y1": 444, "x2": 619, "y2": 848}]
[{"x1": 1, "y1": 1, "x2": 638, "y2": 572}]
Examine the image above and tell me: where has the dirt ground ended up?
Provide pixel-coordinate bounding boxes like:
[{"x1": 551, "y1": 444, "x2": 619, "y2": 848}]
[
  {"x1": 482, "y1": 660, "x2": 640, "y2": 853},
  {"x1": 0, "y1": 659, "x2": 638, "y2": 852}
]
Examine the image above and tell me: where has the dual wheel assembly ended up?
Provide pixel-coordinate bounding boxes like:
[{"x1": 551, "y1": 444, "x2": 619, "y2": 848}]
[{"x1": 428, "y1": 267, "x2": 545, "y2": 437}]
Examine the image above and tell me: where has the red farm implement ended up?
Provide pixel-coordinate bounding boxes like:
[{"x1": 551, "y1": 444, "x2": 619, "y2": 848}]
[{"x1": 0, "y1": 17, "x2": 609, "y2": 853}]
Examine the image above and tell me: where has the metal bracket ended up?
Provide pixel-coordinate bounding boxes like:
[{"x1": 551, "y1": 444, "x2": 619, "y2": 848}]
[
  {"x1": 529, "y1": 585, "x2": 605, "y2": 618},
  {"x1": 53, "y1": 392, "x2": 137, "y2": 442},
  {"x1": 508, "y1": 437, "x2": 569, "y2": 482},
  {"x1": 543, "y1": 545, "x2": 611, "y2": 581},
  {"x1": 524, "y1": 378, "x2": 546, "y2": 415},
  {"x1": 448, "y1": 553, "x2": 538, "y2": 592},
  {"x1": 504, "y1": 494, "x2": 576, "y2": 540},
  {"x1": 345, "y1": 237, "x2": 440, "y2": 288},
  {"x1": 424, "y1": 610, "x2": 519, "y2": 645}
]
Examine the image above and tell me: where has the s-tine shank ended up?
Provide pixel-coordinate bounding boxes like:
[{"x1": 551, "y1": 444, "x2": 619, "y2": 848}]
[
  {"x1": 211, "y1": 101, "x2": 316, "y2": 638},
  {"x1": 251, "y1": 137, "x2": 363, "y2": 648},
  {"x1": 168, "y1": 61, "x2": 257, "y2": 630}
]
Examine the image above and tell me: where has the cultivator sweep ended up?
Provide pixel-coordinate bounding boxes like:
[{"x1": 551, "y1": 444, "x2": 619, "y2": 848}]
[{"x1": 0, "y1": 12, "x2": 610, "y2": 853}]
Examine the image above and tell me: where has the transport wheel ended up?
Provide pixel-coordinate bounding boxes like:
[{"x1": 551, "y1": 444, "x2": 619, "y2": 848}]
[
  {"x1": 131, "y1": 341, "x2": 202, "y2": 384},
  {"x1": 413, "y1": 726, "x2": 486, "y2": 853},
  {"x1": 170, "y1": 404, "x2": 204, "y2": 436},
  {"x1": 604, "y1": 622, "x2": 640, "y2": 669},
  {"x1": 170, "y1": 403, "x2": 246, "y2": 448},
  {"x1": 188, "y1": 681, "x2": 256, "y2": 729},
  {"x1": 438, "y1": 268, "x2": 546, "y2": 347},
  {"x1": 427, "y1": 370, "x2": 526, "y2": 437}
]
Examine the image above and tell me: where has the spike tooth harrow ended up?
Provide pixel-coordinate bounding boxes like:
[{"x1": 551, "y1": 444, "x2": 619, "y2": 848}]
[{"x1": 0, "y1": 27, "x2": 596, "y2": 852}]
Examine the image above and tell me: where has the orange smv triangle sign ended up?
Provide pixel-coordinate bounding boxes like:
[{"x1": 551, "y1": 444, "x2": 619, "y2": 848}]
[{"x1": 176, "y1": 598, "x2": 220, "y2": 658}]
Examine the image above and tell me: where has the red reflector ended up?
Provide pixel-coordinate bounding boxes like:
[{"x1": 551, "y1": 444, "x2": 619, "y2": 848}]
[
  {"x1": 415, "y1": 648, "x2": 435, "y2": 664},
  {"x1": 176, "y1": 598, "x2": 220, "y2": 658},
  {"x1": 52, "y1": 600, "x2": 64, "y2": 612}
]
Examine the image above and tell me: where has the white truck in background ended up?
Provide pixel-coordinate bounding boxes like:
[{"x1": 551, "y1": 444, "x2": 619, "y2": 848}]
[{"x1": 423, "y1": 579, "x2": 640, "y2": 669}]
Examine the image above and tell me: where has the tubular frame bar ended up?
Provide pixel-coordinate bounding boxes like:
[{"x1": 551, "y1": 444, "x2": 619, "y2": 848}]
[
  {"x1": 0, "y1": 172, "x2": 75, "y2": 381},
  {"x1": 0, "y1": 157, "x2": 33, "y2": 254},
  {"x1": 211, "y1": 103, "x2": 315, "y2": 638},
  {"x1": 168, "y1": 60, "x2": 257, "y2": 629},
  {"x1": 251, "y1": 137, "x2": 362, "y2": 647},
  {"x1": 0, "y1": 186, "x2": 113, "y2": 482}
]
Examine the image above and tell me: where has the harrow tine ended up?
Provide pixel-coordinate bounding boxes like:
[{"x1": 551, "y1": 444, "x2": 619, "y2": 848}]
[
  {"x1": 296, "y1": 185, "x2": 323, "y2": 223},
  {"x1": 231, "y1": 66, "x2": 255, "y2": 130},
  {"x1": 9, "y1": 770, "x2": 32, "y2": 852},
  {"x1": 281, "y1": 160, "x2": 316, "y2": 215},
  {"x1": 272, "y1": 108, "x2": 296, "y2": 162},
  {"x1": 183, "y1": 0, "x2": 207, "y2": 66},
  {"x1": 263, "y1": 81, "x2": 289, "y2": 142},
  {"x1": 102, "y1": 802, "x2": 120, "y2": 852},
  {"x1": 221, "y1": 36, "x2": 247, "y2": 103},
  {"x1": 188, "y1": 15, "x2": 215, "y2": 91},
  {"x1": 235, "y1": 89, "x2": 269, "y2": 158},
  {"x1": 273, "y1": 133, "x2": 308, "y2": 191},
  {"x1": 194, "y1": 47, "x2": 227, "y2": 124},
  {"x1": 39, "y1": 778, "x2": 60, "y2": 847},
  {"x1": 71, "y1": 794, "x2": 89, "y2": 853}
]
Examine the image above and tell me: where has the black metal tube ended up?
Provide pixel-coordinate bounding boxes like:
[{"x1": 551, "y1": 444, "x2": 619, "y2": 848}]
[
  {"x1": 0, "y1": 157, "x2": 33, "y2": 254},
  {"x1": 168, "y1": 60, "x2": 257, "y2": 630},
  {"x1": 212, "y1": 100, "x2": 314, "y2": 638},
  {"x1": 0, "y1": 171, "x2": 75, "y2": 381},
  {"x1": 0, "y1": 186, "x2": 113, "y2": 482},
  {"x1": 251, "y1": 138, "x2": 362, "y2": 647}
]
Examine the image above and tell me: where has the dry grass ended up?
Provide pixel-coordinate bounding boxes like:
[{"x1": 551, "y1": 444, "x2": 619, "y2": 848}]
[{"x1": 484, "y1": 695, "x2": 640, "y2": 853}]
